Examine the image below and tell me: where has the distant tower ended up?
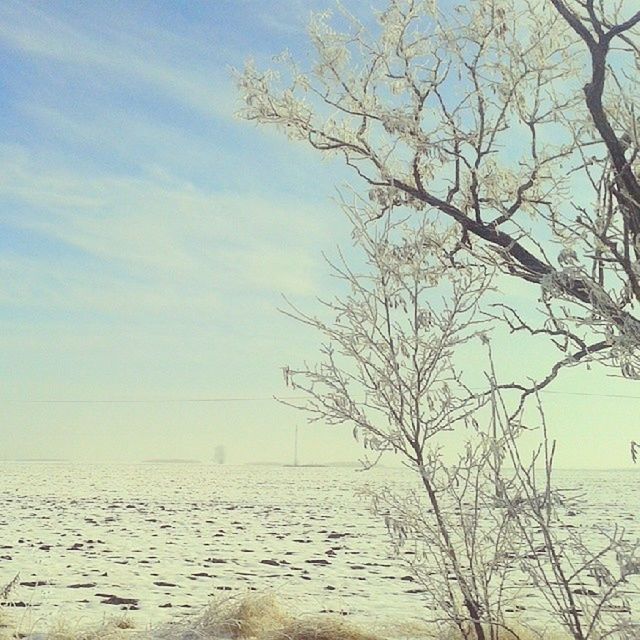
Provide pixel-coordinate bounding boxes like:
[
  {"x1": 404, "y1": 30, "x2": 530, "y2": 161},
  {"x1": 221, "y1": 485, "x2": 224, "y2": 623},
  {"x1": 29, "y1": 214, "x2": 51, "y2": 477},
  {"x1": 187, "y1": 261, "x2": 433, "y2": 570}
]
[
  {"x1": 214, "y1": 445, "x2": 226, "y2": 465},
  {"x1": 293, "y1": 426, "x2": 299, "y2": 467}
]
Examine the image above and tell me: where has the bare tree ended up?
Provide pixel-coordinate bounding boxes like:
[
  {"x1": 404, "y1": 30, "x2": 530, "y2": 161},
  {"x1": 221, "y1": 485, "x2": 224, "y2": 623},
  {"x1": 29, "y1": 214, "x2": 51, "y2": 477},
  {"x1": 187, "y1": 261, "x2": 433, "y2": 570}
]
[
  {"x1": 488, "y1": 373, "x2": 640, "y2": 640},
  {"x1": 280, "y1": 203, "x2": 511, "y2": 639},
  {"x1": 237, "y1": 1, "x2": 640, "y2": 637},
  {"x1": 238, "y1": 0, "x2": 640, "y2": 395},
  {"x1": 278, "y1": 199, "x2": 638, "y2": 639}
]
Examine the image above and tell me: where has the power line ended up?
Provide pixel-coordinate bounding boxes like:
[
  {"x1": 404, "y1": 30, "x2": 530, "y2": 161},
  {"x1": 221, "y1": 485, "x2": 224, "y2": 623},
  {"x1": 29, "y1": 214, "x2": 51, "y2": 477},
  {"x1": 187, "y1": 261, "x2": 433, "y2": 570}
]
[
  {"x1": 542, "y1": 390, "x2": 640, "y2": 400},
  {"x1": 3, "y1": 390, "x2": 640, "y2": 403},
  {"x1": 10, "y1": 396, "x2": 305, "y2": 404}
]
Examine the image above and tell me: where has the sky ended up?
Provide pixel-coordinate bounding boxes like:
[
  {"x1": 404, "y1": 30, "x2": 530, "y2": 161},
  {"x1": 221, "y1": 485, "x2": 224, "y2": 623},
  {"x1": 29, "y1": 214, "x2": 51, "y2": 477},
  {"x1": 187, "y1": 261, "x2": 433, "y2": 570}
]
[{"x1": 0, "y1": 0, "x2": 638, "y2": 468}]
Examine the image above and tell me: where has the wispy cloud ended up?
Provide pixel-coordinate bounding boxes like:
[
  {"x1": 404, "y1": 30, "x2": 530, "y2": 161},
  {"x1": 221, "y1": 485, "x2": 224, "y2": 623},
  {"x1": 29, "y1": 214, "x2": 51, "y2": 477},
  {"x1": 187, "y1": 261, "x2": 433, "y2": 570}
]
[
  {"x1": 19, "y1": 101, "x2": 329, "y2": 202},
  {"x1": 0, "y1": 1, "x2": 235, "y2": 121},
  {"x1": 0, "y1": 144, "x2": 331, "y2": 314},
  {"x1": 0, "y1": 0, "x2": 358, "y2": 457}
]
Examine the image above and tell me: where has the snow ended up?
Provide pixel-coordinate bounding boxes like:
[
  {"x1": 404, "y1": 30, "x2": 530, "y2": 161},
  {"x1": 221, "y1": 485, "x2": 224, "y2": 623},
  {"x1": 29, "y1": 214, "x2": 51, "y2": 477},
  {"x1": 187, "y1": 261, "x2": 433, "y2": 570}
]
[{"x1": 0, "y1": 463, "x2": 638, "y2": 634}]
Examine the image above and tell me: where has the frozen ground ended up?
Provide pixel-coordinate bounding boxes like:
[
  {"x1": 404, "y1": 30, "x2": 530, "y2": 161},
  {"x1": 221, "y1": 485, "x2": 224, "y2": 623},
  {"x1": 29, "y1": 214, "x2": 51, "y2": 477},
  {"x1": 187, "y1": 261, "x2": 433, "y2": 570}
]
[{"x1": 0, "y1": 463, "x2": 638, "y2": 634}]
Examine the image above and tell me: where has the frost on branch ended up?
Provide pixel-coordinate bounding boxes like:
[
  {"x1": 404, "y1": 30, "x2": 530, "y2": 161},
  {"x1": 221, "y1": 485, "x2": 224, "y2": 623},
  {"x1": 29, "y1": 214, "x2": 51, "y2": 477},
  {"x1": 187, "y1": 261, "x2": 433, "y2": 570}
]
[
  {"x1": 238, "y1": 0, "x2": 640, "y2": 381},
  {"x1": 279, "y1": 202, "x2": 490, "y2": 456},
  {"x1": 277, "y1": 199, "x2": 639, "y2": 639}
]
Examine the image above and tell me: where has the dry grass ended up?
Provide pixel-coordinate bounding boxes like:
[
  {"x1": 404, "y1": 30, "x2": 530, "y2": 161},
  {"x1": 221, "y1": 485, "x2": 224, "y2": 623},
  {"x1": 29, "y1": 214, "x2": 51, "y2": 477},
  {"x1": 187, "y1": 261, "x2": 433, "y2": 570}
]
[
  {"x1": 0, "y1": 591, "x2": 578, "y2": 640},
  {"x1": 0, "y1": 613, "x2": 137, "y2": 640},
  {"x1": 265, "y1": 617, "x2": 380, "y2": 640},
  {"x1": 36, "y1": 616, "x2": 136, "y2": 640},
  {"x1": 436, "y1": 623, "x2": 572, "y2": 640},
  {"x1": 192, "y1": 592, "x2": 291, "y2": 638},
  {"x1": 158, "y1": 592, "x2": 573, "y2": 640},
  {"x1": 183, "y1": 593, "x2": 380, "y2": 640}
]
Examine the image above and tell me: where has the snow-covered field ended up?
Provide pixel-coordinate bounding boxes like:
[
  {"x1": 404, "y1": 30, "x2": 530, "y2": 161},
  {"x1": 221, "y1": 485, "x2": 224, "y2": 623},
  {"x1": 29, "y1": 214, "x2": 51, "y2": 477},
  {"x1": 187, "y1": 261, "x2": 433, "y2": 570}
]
[{"x1": 0, "y1": 463, "x2": 638, "y2": 634}]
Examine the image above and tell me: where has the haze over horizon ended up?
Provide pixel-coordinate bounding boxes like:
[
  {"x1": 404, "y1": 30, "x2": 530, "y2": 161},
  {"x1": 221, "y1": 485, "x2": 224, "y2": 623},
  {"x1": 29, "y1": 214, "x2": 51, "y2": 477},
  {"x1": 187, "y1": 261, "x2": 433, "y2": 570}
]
[{"x1": 1, "y1": 0, "x2": 639, "y2": 469}]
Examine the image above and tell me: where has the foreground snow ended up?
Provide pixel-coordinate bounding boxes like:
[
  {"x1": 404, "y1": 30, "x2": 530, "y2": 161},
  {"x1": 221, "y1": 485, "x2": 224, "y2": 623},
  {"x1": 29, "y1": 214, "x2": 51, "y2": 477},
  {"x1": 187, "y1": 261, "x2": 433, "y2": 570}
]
[{"x1": 0, "y1": 463, "x2": 638, "y2": 637}]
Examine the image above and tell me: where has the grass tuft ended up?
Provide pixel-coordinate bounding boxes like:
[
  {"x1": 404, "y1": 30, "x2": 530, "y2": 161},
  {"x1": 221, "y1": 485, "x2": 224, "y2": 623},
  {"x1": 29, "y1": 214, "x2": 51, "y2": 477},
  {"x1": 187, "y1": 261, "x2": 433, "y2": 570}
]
[
  {"x1": 266, "y1": 617, "x2": 380, "y2": 640},
  {"x1": 194, "y1": 592, "x2": 291, "y2": 639},
  {"x1": 0, "y1": 591, "x2": 577, "y2": 640}
]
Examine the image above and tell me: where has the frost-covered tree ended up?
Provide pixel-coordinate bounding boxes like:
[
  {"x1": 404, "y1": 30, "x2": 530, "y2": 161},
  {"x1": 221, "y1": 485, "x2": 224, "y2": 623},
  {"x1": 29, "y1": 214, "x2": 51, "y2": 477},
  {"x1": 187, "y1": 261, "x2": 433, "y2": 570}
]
[
  {"x1": 277, "y1": 202, "x2": 637, "y2": 640},
  {"x1": 239, "y1": 0, "x2": 640, "y2": 393},
  {"x1": 237, "y1": 1, "x2": 640, "y2": 638},
  {"x1": 280, "y1": 209, "x2": 500, "y2": 638}
]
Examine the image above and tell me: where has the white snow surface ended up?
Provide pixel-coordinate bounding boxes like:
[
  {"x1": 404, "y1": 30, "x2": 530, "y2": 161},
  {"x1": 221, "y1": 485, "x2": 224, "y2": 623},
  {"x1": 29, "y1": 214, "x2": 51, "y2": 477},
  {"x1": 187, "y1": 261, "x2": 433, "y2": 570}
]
[{"x1": 0, "y1": 463, "x2": 638, "y2": 634}]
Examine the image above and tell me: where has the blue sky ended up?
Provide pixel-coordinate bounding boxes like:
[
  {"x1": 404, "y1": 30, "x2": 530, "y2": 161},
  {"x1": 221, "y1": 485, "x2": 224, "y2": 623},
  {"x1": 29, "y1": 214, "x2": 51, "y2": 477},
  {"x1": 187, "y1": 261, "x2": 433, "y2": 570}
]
[{"x1": 0, "y1": 0, "x2": 638, "y2": 467}]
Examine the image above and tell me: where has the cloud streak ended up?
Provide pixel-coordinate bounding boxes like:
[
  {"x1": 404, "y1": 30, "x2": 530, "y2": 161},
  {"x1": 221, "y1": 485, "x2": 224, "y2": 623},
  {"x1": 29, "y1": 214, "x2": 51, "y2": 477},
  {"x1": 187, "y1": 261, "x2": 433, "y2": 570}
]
[
  {"x1": 0, "y1": 143, "x2": 331, "y2": 318},
  {"x1": 0, "y1": 1, "x2": 236, "y2": 121}
]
